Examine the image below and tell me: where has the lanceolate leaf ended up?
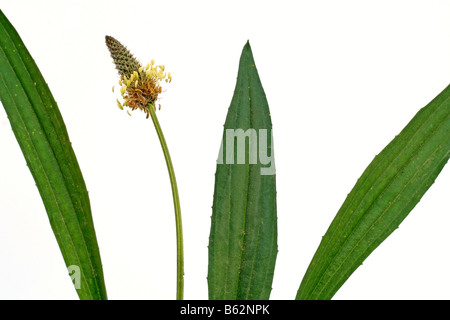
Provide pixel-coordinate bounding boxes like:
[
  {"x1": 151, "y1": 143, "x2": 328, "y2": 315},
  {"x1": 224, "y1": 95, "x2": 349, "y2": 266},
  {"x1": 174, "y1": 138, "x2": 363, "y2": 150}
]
[
  {"x1": 208, "y1": 42, "x2": 278, "y2": 300},
  {"x1": 297, "y1": 84, "x2": 450, "y2": 300},
  {"x1": 0, "y1": 10, "x2": 107, "y2": 299}
]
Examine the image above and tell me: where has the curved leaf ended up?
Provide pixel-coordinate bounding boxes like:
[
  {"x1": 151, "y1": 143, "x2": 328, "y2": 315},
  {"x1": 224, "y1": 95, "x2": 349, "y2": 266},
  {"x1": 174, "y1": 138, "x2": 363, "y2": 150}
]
[
  {"x1": 0, "y1": 10, "x2": 107, "y2": 299},
  {"x1": 297, "y1": 84, "x2": 450, "y2": 300}
]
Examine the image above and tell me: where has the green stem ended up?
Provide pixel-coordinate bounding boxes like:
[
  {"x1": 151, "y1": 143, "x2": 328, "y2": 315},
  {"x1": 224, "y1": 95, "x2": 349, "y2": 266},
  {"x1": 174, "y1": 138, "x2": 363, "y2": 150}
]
[{"x1": 148, "y1": 104, "x2": 184, "y2": 300}]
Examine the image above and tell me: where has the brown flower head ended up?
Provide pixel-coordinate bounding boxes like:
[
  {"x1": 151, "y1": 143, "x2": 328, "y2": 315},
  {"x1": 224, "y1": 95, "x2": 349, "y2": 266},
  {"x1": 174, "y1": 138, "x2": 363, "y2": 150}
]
[{"x1": 105, "y1": 36, "x2": 171, "y2": 118}]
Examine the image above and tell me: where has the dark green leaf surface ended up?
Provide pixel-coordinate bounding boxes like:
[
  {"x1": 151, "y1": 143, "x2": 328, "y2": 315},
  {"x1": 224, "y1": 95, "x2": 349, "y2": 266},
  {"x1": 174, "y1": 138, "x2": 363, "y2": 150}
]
[
  {"x1": 297, "y1": 85, "x2": 450, "y2": 300},
  {"x1": 208, "y1": 42, "x2": 277, "y2": 300},
  {"x1": 0, "y1": 10, "x2": 107, "y2": 299}
]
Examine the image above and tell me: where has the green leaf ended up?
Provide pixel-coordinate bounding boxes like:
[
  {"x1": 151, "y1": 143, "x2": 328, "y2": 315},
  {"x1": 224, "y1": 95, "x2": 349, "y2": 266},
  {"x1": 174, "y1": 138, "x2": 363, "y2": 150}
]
[
  {"x1": 297, "y1": 84, "x2": 450, "y2": 300},
  {"x1": 208, "y1": 41, "x2": 278, "y2": 300},
  {"x1": 0, "y1": 10, "x2": 107, "y2": 300}
]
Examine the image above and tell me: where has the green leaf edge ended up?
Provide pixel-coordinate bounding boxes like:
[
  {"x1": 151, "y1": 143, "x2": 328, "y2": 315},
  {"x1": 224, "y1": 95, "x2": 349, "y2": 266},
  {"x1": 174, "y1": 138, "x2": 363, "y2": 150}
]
[
  {"x1": 0, "y1": 10, "x2": 107, "y2": 300},
  {"x1": 297, "y1": 84, "x2": 450, "y2": 300},
  {"x1": 208, "y1": 41, "x2": 278, "y2": 300}
]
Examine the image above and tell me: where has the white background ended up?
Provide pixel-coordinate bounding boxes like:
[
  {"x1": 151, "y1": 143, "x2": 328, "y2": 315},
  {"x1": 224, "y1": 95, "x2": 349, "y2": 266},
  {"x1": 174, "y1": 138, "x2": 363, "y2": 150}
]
[{"x1": 0, "y1": 0, "x2": 449, "y2": 300}]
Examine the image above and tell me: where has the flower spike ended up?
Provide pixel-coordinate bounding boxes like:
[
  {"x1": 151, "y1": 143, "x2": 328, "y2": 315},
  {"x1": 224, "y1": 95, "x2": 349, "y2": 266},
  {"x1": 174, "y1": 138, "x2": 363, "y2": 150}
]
[{"x1": 105, "y1": 35, "x2": 172, "y2": 118}]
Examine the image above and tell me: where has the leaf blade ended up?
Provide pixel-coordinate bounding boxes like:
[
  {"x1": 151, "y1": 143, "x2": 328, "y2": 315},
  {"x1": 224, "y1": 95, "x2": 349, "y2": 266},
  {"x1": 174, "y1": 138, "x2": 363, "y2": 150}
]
[
  {"x1": 0, "y1": 10, "x2": 107, "y2": 300},
  {"x1": 208, "y1": 42, "x2": 277, "y2": 300},
  {"x1": 297, "y1": 85, "x2": 450, "y2": 300}
]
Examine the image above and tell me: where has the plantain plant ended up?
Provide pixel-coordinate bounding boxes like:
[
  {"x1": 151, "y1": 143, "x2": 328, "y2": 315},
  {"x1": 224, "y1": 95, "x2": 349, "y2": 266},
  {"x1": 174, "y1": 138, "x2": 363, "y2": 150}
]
[
  {"x1": 104, "y1": 35, "x2": 183, "y2": 300},
  {"x1": 0, "y1": 8, "x2": 449, "y2": 300}
]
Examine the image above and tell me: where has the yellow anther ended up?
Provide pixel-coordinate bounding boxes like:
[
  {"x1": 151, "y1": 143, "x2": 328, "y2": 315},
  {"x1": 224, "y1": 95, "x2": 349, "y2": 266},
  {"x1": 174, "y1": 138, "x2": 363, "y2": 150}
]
[
  {"x1": 120, "y1": 86, "x2": 127, "y2": 94},
  {"x1": 133, "y1": 71, "x2": 139, "y2": 79},
  {"x1": 151, "y1": 59, "x2": 155, "y2": 65},
  {"x1": 159, "y1": 65, "x2": 165, "y2": 72},
  {"x1": 146, "y1": 63, "x2": 151, "y2": 70},
  {"x1": 116, "y1": 99, "x2": 123, "y2": 110},
  {"x1": 135, "y1": 80, "x2": 138, "y2": 87},
  {"x1": 112, "y1": 86, "x2": 115, "y2": 93},
  {"x1": 138, "y1": 66, "x2": 143, "y2": 73},
  {"x1": 118, "y1": 79, "x2": 123, "y2": 86},
  {"x1": 126, "y1": 79, "x2": 131, "y2": 87}
]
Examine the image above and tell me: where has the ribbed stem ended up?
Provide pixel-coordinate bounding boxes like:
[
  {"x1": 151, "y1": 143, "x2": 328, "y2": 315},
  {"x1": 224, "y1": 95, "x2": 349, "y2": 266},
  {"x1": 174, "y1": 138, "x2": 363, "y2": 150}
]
[{"x1": 148, "y1": 104, "x2": 184, "y2": 300}]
